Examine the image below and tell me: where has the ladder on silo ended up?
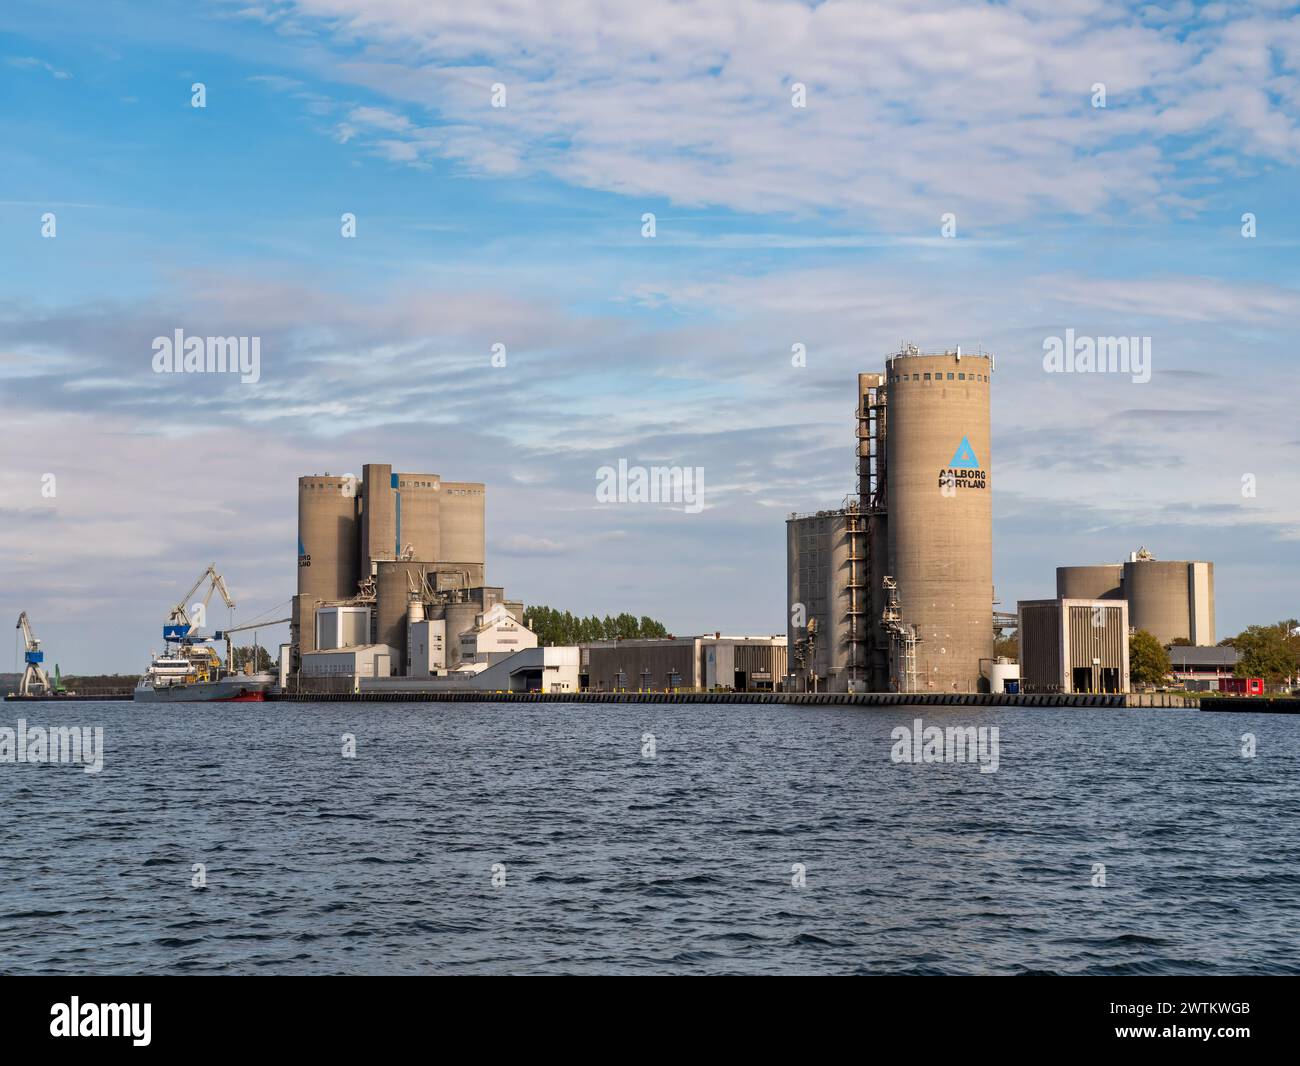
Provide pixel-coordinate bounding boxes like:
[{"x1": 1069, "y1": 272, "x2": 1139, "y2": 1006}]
[{"x1": 881, "y1": 576, "x2": 919, "y2": 694}]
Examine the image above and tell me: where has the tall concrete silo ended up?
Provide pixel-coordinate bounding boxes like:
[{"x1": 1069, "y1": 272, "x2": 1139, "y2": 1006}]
[
  {"x1": 374, "y1": 561, "x2": 424, "y2": 663},
  {"x1": 1123, "y1": 558, "x2": 1215, "y2": 645},
  {"x1": 297, "y1": 475, "x2": 360, "y2": 601},
  {"x1": 883, "y1": 348, "x2": 993, "y2": 692},
  {"x1": 360, "y1": 463, "x2": 396, "y2": 566},
  {"x1": 1057, "y1": 565, "x2": 1123, "y2": 601},
  {"x1": 394, "y1": 474, "x2": 442, "y2": 560},
  {"x1": 439, "y1": 482, "x2": 486, "y2": 568},
  {"x1": 294, "y1": 474, "x2": 360, "y2": 668}
]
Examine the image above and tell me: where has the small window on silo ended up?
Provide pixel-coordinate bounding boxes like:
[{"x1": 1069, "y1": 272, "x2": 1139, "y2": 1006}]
[
  {"x1": 923, "y1": 373, "x2": 931, "y2": 381},
  {"x1": 958, "y1": 373, "x2": 965, "y2": 380},
  {"x1": 947, "y1": 373, "x2": 955, "y2": 380}
]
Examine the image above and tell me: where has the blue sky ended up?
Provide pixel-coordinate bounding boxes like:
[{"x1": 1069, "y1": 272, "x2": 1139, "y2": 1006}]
[{"x1": 3, "y1": 0, "x2": 1300, "y2": 672}]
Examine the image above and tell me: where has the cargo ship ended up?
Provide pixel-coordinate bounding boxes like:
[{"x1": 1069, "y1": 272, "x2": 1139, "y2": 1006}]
[
  {"x1": 134, "y1": 646, "x2": 273, "y2": 702},
  {"x1": 133, "y1": 563, "x2": 283, "y2": 702}
]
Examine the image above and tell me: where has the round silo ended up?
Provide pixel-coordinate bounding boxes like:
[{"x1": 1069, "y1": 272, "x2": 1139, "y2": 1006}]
[
  {"x1": 1124, "y1": 560, "x2": 1191, "y2": 645},
  {"x1": 297, "y1": 475, "x2": 360, "y2": 601},
  {"x1": 1057, "y1": 565, "x2": 1123, "y2": 601},
  {"x1": 442, "y1": 602, "x2": 480, "y2": 669},
  {"x1": 884, "y1": 349, "x2": 993, "y2": 692},
  {"x1": 374, "y1": 561, "x2": 417, "y2": 659}
]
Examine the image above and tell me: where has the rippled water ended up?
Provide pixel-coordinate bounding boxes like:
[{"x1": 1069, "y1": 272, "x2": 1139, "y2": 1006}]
[{"x1": 2, "y1": 700, "x2": 1297, "y2": 975}]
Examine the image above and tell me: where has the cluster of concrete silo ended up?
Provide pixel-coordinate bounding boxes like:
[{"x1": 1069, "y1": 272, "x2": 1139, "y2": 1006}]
[
  {"x1": 1058, "y1": 550, "x2": 1215, "y2": 646},
  {"x1": 293, "y1": 462, "x2": 521, "y2": 679}
]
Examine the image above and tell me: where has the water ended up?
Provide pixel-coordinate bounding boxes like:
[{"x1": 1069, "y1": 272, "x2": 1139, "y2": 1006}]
[{"x1": 2, "y1": 700, "x2": 1297, "y2": 975}]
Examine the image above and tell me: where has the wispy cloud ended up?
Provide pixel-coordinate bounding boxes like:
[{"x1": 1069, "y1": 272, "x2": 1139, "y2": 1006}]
[
  {"x1": 6, "y1": 55, "x2": 71, "y2": 79},
  {"x1": 266, "y1": 0, "x2": 1300, "y2": 223}
]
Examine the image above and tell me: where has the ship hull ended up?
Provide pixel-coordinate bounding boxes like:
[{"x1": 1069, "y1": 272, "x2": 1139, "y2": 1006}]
[{"x1": 134, "y1": 676, "x2": 273, "y2": 703}]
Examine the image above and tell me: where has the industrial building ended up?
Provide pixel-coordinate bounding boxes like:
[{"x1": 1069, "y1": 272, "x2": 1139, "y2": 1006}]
[
  {"x1": 293, "y1": 462, "x2": 525, "y2": 684},
  {"x1": 301, "y1": 644, "x2": 399, "y2": 680},
  {"x1": 292, "y1": 462, "x2": 782, "y2": 695},
  {"x1": 1056, "y1": 547, "x2": 1215, "y2": 646},
  {"x1": 1169, "y1": 646, "x2": 1240, "y2": 691},
  {"x1": 1018, "y1": 598, "x2": 1130, "y2": 694},
  {"x1": 585, "y1": 635, "x2": 786, "y2": 692},
  {"x1": 355, "y1": 646, "x2": 581, "y2": 695},
  {"x1": 787, "y1": 346, "x2": 994, "y2": 693}
]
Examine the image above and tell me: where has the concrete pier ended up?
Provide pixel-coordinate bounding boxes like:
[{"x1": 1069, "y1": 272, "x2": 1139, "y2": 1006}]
[{"x1": 271, "y1": 690, "x2": 1193, "y2": 708}]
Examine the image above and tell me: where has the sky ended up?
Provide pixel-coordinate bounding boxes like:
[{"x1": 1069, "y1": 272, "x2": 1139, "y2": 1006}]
[{"x1": 2, "y1": 0, "x2": 1299, "y2": 674}]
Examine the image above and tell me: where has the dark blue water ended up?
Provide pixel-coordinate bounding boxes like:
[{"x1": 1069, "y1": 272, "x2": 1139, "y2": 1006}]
[{"x1": 2, "y1": 700, "x2": 1297, "y2": 975}]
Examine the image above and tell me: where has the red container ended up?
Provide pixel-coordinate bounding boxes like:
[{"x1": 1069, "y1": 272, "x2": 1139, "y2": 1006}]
[{"x1": 1219, "y1": 677, "x2": 1264, "y2": 696}]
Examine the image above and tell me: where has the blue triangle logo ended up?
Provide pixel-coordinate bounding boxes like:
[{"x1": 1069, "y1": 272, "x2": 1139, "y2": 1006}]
[{"x1": 949, "y1": 436, "x2": 979, "y2": 467}]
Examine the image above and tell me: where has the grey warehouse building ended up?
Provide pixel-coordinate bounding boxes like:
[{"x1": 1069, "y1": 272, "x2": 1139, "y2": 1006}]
[{"x1": 585, "y1": 636, "x2": 786, "y2": 692}]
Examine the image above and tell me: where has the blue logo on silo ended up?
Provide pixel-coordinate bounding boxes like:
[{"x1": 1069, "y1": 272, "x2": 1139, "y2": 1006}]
[
  {"x1": 939, "y1": 436, "x2": 987, "y2": 490},
  {"x1": 949, "y1": 436, "x2": 979, "y2": 468}
]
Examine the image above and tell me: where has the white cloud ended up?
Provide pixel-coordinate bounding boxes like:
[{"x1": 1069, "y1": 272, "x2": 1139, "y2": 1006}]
[
  {"x1": 271, "y1": 0, "x2": 1300, "y2": 222},
  {"x1": 6, "y1": 55, "x2": 72, "y2": 79}
]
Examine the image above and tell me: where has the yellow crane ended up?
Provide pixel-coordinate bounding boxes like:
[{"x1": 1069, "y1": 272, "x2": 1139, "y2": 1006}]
[{"x1": 163, "y1": 564, "x2": 235, "y2": 644}]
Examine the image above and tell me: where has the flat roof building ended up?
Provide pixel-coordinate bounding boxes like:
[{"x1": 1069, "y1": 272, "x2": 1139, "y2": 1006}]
[
  {"x1": 585, "y1": 635, "x2": 786, "y2": 692},
  {"x1": 1018, "y1": 598, "x2": 1130, "y2": 694},
  {"x1": 1169, "y1": 645, "x2": 1239, "y2": 690}
]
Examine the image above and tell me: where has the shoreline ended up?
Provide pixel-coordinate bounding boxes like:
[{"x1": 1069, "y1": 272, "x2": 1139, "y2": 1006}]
[{"x1": 271, "y1": 690, "x2": 1211, "y2": 708}]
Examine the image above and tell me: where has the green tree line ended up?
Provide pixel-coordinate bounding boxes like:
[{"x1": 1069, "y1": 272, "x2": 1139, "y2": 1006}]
[
  {"x1": 1133, "y1": 619, "x2": 1300, "y2": 687},
  {"x1": 1218, "y1": 619, "x2": 1300, "y2": 683},
  {"x1": 522, "y1": 606, "x2": 670, "y2": 646}
]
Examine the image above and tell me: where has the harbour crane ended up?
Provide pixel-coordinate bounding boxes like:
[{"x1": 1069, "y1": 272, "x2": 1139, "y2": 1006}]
[
  {"x1": 213, "y1": 617, "x2": 290, "y2": 675},
  {"x1": 15, "y1": 612, "x2": 53, "y2": 697},
  {"x1": 164, "y1": 564, "x2": 235, "y2": 644}
]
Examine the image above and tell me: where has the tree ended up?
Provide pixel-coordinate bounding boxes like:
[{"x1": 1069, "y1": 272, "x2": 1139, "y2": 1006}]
[
  {"x1": 232, "y1": 645, "x2": 274, "y2": 672},
  {"x1": 1231, "y1": 623, "x2": 1296, "y2": 683},
  {"x1": 994, "y1": 633, "x2": 1017, "y2": 660},
  {"x1": 1129, "y1": 629, "x2": 1172, "y2": 687},
  {"x1": 523, "y1": 605, "x2": 672, "y2": 646}
]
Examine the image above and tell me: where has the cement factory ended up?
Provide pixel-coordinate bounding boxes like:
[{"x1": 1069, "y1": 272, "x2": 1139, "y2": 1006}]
[
  {"x1": 784, "y1": 346, "x2": 1218, "y2": 695},
  {"x1": 288, "y1": 462, "x2": 784, "y2": 695},
  {"x1": 12, "y1": 354, "x2": 1224, "y2": 702},
  {"x1": 226, "y1": 357, "x2": 1220, "y2": 698}
]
